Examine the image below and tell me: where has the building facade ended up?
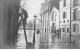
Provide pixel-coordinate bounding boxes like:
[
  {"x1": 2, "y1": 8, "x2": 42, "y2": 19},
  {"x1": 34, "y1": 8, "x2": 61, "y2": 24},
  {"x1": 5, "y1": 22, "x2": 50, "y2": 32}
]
[
  {"x1": 40, "y1": 0, "x2": 59, "y2": 48},
  {"x1": 0, "y1": 0, "x2": 20, "y2": 49},
  {"x1": 49, "y1": 7, "x2": 59, "y2": 35},
  {"x1": 71, "y1": 0, "x2": 80, "y2": 35},
  {"x1": 59, "y1": 0, "x2": 70, "y2": 36},
  {"x1": 40, "y1": 0, "x2": 50, "y2": 47}
]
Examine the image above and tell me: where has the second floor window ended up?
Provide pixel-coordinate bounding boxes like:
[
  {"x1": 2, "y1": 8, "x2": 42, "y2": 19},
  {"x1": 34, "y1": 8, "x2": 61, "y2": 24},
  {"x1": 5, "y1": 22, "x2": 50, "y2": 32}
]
[
  {"x1": 64, "y1": 0, "x2": 66, "y2": 7},
  {"x1": 52, "y1": 12, "x2": 54, "y2": 21},
  {"x1": 73, "y1": 8, "x2": 78, "y2": 20},
  {"x1": 73, "y1": 0, "x2": 78, "y2": 6},
  {"x1": 63, "y1": 12, "x2": 66, "y2": 19}
]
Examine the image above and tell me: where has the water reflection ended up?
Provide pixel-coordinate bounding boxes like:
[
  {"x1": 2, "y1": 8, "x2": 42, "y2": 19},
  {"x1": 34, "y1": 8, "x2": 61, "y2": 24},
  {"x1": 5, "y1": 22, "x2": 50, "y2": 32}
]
[
  {"x1": 50, "y1": 34, "x2": 80, "y2": 49},
  {"x1": 16, "y1": 31, "x2": 80, "y2": 49}
]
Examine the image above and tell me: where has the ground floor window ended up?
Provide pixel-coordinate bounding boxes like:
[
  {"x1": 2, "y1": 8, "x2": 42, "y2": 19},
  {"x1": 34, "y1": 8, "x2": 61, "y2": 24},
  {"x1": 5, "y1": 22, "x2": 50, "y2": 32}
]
[
  {"x1": 73, "y1": 24, "x2": 79, "y2": 32},
  {"x1": 63, "y1": 28, "x2": 65, "y2": 32},
  {"x1": 67, "y1": 28, "x2": 69, "y2": 33},
  {"x1": 45, "y1": 28, "x2": 46, "y2": 33}
]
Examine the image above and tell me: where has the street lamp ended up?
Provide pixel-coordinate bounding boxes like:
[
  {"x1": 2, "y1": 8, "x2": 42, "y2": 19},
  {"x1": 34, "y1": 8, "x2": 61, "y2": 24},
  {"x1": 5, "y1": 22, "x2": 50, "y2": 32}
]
[{"x1": 33, "y1": 15, "x2": 37, "y2": 44}]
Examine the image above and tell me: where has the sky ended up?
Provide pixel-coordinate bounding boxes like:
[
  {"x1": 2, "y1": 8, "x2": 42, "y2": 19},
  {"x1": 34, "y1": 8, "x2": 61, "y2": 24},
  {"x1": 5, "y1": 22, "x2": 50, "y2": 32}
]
[{"x1": 21, "y1": 0, "x2": 44, "y2": 21}]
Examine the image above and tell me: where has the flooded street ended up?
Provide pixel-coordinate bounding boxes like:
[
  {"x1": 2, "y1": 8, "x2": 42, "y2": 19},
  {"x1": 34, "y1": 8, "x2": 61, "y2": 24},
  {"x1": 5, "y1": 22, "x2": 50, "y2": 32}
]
[
  {"x1": 16, "y1": 30, "x2": 40, "y2": 49},
  {"x1": 49, "y1": 34, "x2": 80, "y2": 49},
  {"x1": 17, "y1": 32, "x2": 26, "y2": 49},
  {"x1": 16, "y1": 30, "x2": 80, "y2": 49},
  {"x1": 40, "y1": 33, "x2": 80, "y2": 49}
]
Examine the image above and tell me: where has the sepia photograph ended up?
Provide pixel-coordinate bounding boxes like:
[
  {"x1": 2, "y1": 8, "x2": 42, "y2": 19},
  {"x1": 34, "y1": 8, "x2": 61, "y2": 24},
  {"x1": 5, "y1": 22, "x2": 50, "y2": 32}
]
[{"x1": 0, "y1": 0, "x2": 80, "y2": 49}]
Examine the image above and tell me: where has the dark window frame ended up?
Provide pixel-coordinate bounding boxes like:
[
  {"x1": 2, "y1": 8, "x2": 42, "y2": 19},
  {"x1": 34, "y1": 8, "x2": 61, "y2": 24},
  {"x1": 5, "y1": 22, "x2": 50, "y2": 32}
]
[
  {"x1": 67, "y1": 28, "x2": 69, "y2": 33},
  {"x1": 73, "y1": 0, "x2": 78, "y2": 6},
  {"x1": 63, "y1": 28, "x2": 65, "y2": 32},
  {"x1": 63, "y1": 12, "x2": 66, "y2": 19},
  {"x1": 63, "y1": 0, "x2": 66, "y2": 7},
  {"x1": 67, "y1": 20, "x2": 69, "y2": 22},
  {"x1": 73, "y1": 24, "x2": 79, "y2": 32},
  {"x1": 63, "y1": 20, "x2": 65, "y2": 23},
  {"x1": 73, "y1": 8, "x2": 78, "y2": 20}
]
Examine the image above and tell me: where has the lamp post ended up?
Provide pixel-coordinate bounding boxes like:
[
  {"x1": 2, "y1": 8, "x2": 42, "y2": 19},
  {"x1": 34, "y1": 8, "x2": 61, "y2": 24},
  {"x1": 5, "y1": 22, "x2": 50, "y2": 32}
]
[
  {"x1": 69, "y1": 0, "x2": 72, "y2": 44},
  {"x1": 33, "y1": 15, "x2": 37, "y2": 44}
]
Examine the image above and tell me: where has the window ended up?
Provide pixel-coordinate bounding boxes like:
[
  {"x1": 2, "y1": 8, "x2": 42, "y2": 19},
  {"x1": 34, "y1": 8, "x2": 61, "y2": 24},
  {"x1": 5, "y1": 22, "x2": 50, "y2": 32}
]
[
  {"x1": 67, "y1": 28, "x2": 69, "y2": 33},
  {"x1": 63, "y1": 28, "x2": 65, "y2": 32},
  {"x1": 63, "y1": 20, "x2": 65, "y2": 23},
  {"x1": 64, "y1": 0, "x2": 66, "y2": 7},
  {"x1": 73, "y1": 8, "x2": 78, "y2": 20},
  {"x1": 73, "y1": 24, "x2": 79, "y2": 32},
  {"x1": 45, "y1": 28, "x2": 46, "y2": 33},
  {"x1": 63, "y1": 12, "x2": 66, "y2": 19},
  {"x1": 67, "y1": 20, "x2": 69, "y2": 22},
  {"x1": 73, "y1": 0, "x2": 78, "y2": 6},
  {"x1": 52, "y1": 23, "x2": 55, "y2": 27},
  {"x1": 51, "y1": 23, "x2": 55, "y2": 33}
]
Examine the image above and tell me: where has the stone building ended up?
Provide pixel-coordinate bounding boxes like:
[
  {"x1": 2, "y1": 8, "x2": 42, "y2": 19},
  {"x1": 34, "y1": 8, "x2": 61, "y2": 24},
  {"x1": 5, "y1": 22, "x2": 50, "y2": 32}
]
[
  {"x1": 0, "y1": 0, "x2": 20, "y2": 49},
  {"x1": 40, "y1": 0, "x2": 59, "y2": 48},
  {"x1": 59, "y1": 0, "x2": 70, "y2": 36},
  {"x1": 49, "y1": 7, "x2": 59, "y2": 35},
  {"x1": 40, "y1": 0, "x2": 50, "y2": 48},
  {"x1": 71, "y1": 0, "x2": 80, "y2": 35}
]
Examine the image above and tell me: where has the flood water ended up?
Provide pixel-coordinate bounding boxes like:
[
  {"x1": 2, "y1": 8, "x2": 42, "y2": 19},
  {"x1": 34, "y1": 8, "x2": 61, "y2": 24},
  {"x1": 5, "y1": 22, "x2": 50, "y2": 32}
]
[
  {"x1": 16, "y1": 31, "x2": 80, "y2": 49},
  {"x1": 40, "y1": 34, "x2": 80, "y2": 49}
]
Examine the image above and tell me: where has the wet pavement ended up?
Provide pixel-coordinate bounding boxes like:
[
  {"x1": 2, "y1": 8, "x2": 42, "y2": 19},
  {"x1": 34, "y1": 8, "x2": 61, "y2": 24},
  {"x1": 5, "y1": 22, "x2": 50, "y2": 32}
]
[
  {"x1": 49, "y1": 34, "x2": 80, "y2": 49},
  {"x1": 16, "y1": 31, "x2": 80, "y2": 49},
  {"x1": 16, "y1": 30, "x2": 40, "y2": 49},
  {"x1": 40, "y1": 33, "x2": 80, "y2": 49}
]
